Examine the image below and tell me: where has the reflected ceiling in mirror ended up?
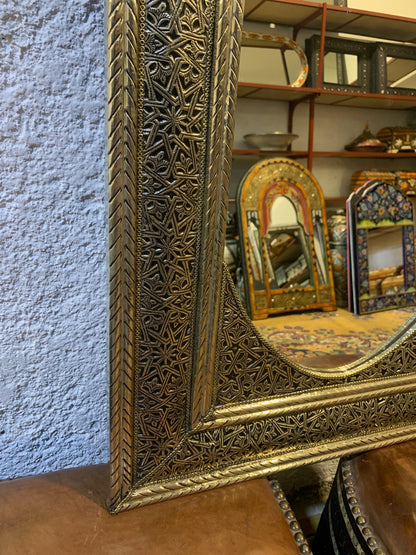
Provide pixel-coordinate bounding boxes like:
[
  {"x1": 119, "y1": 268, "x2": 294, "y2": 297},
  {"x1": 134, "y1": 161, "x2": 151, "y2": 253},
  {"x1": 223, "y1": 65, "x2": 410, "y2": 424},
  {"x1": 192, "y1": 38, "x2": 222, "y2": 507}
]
[
  {"x1": 324, "y1": 52, "x2": 358, "y2": 86},
  {"x1": 373, "y1": 42, "x2": 416, "y2": 96},
  {"x1": 387, "y1": 57, "x2": 416, "y2": 90}
]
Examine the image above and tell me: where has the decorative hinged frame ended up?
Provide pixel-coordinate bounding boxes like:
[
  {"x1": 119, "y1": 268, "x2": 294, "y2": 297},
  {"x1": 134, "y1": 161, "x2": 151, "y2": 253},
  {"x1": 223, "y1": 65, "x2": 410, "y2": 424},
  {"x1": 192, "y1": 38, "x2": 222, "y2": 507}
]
[
  {"x1": 107, "y1": 0, "x2": 416, "y2": 514},
  {"x1": 347, "y1": 179, "x2": 416, "y2": 315}
]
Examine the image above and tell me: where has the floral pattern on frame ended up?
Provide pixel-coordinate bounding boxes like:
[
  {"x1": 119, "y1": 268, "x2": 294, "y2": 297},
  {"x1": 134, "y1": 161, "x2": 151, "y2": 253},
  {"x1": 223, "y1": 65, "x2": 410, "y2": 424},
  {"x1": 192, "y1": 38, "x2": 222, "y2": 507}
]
[
  {"x1": 347, "y1": 180, "x2": 416, "y2": 314},
  {"x1": 356, "y1": 182, "x2": 413, "y2": 228}
]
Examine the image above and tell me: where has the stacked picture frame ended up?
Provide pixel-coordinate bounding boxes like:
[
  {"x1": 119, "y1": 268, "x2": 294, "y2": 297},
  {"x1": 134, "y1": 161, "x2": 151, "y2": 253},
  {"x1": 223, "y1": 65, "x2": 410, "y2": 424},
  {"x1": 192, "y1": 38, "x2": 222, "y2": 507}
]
[
  {"x1": 372, "y1": 43, "x2": 416, "y2": 97},
  {"x1": 306, "y1": 35, "x2": 372, "y2": 93}
]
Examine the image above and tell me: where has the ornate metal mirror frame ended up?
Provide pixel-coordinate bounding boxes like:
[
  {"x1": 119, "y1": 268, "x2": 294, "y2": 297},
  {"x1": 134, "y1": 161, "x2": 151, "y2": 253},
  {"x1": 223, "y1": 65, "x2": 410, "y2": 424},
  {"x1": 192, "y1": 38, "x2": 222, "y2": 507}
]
[{"x1": 107, "y1": 0, "x2": 416, "y2": 514}]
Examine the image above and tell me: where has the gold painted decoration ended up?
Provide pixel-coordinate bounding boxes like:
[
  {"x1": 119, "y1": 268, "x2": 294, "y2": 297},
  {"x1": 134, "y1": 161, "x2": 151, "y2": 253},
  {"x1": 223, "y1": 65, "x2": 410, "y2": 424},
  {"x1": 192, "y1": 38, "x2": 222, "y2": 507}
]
[{"x1": 107, "y1": 0, "x2": 416, "y2": 514}]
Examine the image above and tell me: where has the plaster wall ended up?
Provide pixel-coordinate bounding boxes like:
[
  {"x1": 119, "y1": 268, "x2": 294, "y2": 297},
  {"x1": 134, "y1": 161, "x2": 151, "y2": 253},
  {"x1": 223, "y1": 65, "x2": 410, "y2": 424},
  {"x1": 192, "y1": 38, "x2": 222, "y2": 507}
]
[
  {"x1": 1, "y1": 0, "x2": 415, "y2": 482},
  {"x1": 0, "y1": 1, "x2": 108, "y2": 478}
]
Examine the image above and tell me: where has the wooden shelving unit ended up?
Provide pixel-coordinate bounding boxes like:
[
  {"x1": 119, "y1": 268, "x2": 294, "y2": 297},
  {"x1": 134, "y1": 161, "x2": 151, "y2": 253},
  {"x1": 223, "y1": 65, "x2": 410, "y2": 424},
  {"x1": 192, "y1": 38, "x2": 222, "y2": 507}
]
[
  {"x1": 233, "y1": 149, "x2": 416, "y2": 159},
  {"x1": 234, "y1": 1, "x2": 416, "y2": 175},
  {"x1": 244, "y1": 0, "x2": 416, "y2": 43},
  {"x1": 237, "y1": 83, "x2": 416, "y2": 110}
]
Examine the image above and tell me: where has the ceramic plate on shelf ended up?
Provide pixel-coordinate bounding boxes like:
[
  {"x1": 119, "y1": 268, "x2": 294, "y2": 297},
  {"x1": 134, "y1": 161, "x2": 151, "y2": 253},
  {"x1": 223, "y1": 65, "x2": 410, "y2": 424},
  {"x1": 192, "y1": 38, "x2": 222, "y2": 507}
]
[{"x1": 244, "y1": 132, "x2": 299, "y2": 151}]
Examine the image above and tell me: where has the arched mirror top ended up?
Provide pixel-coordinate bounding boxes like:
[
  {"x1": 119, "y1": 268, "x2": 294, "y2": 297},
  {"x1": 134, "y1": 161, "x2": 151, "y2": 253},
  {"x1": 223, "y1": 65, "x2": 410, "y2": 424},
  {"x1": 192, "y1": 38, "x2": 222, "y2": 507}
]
[{"x1": 238, "y1": 158, "x2": 326, "y2": 212}]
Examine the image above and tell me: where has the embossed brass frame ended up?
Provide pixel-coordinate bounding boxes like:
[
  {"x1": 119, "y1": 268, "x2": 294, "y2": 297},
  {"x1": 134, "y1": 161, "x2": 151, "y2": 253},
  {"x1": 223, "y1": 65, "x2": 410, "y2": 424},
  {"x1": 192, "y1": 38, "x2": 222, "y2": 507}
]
[{"x1": 107, "y1": 0, "x2": 416, "y2": 514}]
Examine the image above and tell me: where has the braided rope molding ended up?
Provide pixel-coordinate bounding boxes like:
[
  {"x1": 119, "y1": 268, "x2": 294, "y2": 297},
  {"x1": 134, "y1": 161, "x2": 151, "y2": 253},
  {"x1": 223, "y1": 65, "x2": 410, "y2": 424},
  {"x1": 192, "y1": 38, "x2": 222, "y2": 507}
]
[
  {"x1": 107, "y1": 0, "x2": 143, "y2": 511},
  {"x1": 107, "y1": 0, "x2": 245, "y2": 511},
  {"x1": 111, "y1": 425, "x2": 416, "y2": 512},
  {"x1": 155, "y1": 392, "x2": 416, "y2": 481},
  {"x1": 108, "y1": 386, "x2": 416, "y2": 509},
  {"x1": 206, "y1": 372, "x2": 416, "y2": 430},
  {"x1": 190, "y1": 0, "x2": 244, "y2": 425}
]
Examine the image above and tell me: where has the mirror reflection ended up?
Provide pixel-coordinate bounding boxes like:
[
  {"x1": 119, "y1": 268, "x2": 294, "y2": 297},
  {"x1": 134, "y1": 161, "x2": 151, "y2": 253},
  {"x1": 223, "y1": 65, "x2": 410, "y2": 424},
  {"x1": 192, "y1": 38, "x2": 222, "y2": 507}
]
[
  {"x1": 323, "y1": 52, "x2": 358, "y2": 86},
  {"x1": 368, "y1": 227, "x2": 403, "y2": 273},
  {"x1": 239, "y1": 31, "x2": 308, "y2": 88},
  {"x1": 232, "y1": 28, "x2": 416, "y2": 369},
  {"x1": 368, "y1": 227, "x2": 405, "y2": 297},
  {"x1": 226, "y1": 167, "x2": 416, "y2": 369},
  {"x1": 267, "y1": 226, "x2": 312, "y2": 289},
  {"x1": 266, "y1": 197, "x2": 313, "y2": 290},
  {"x1": 239, "y1": 47, "x2": 303, "y2": 87},
  {"x1": 386, "y1": 57, "x2": 416, "y2": 90}
]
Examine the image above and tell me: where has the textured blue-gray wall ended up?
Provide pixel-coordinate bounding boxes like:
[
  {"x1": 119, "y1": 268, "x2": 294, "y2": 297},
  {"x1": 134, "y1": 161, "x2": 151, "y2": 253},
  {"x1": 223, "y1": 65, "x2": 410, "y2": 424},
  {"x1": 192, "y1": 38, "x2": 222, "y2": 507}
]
[{"x1": 0, "y1": 1, "x2": 108, "y2": 478}]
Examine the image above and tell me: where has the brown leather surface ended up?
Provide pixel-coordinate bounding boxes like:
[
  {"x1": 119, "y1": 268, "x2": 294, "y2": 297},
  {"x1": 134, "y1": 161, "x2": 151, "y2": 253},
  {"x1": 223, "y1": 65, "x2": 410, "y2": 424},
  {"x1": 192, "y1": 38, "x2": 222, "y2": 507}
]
[
  {"x1": 351, "y1": 439, "x2": 416, "y2": 555},
  {"x1": 0, "y1": 465, "x2": 302, "y2": 555}
]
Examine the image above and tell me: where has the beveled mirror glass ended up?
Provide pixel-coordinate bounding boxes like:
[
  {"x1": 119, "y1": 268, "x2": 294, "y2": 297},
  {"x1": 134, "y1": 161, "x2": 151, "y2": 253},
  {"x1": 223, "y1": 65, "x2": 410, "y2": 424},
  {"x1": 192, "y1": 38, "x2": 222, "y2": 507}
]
[
  {"x1": 374, "y1": 43, "x2": 416, "y2": 96},
  {"x1": 108, "y1": 0, "x2": 416, "y2": 514},
  {"x1": 387, "y1": 57, "x2": 416, "y2": 90},
  {"x1": 368, "y1": 227, "x2": 403, "y2": 273},
  {"x1": 323, "y1": 52, "x2": 358, "y2": 86}
]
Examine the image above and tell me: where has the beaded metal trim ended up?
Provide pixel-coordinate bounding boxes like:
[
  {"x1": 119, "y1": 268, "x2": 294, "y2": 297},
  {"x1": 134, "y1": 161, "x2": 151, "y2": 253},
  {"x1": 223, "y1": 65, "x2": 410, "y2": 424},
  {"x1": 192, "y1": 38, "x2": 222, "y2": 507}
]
[{"x1": 269, "y1": 479, "x2": 312, "y2": 555}]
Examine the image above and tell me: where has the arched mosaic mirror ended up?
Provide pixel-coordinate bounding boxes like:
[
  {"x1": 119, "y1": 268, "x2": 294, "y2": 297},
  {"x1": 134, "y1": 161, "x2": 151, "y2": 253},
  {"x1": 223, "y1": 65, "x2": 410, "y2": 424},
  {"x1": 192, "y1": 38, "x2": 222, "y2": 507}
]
[
  {"x1": 237, "y1": 158, "x2": 336, "y2": 319},
  {"x1": 107, "y1": 0, "x2": 416, "y2": 514}
]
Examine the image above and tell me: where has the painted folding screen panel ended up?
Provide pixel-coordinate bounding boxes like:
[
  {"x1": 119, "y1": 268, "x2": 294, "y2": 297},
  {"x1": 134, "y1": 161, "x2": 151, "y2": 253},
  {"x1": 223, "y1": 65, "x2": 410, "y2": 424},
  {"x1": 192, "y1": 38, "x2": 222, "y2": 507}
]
[{"x1": 347, "y1": 179, "x2": 416, "y2": 314}]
